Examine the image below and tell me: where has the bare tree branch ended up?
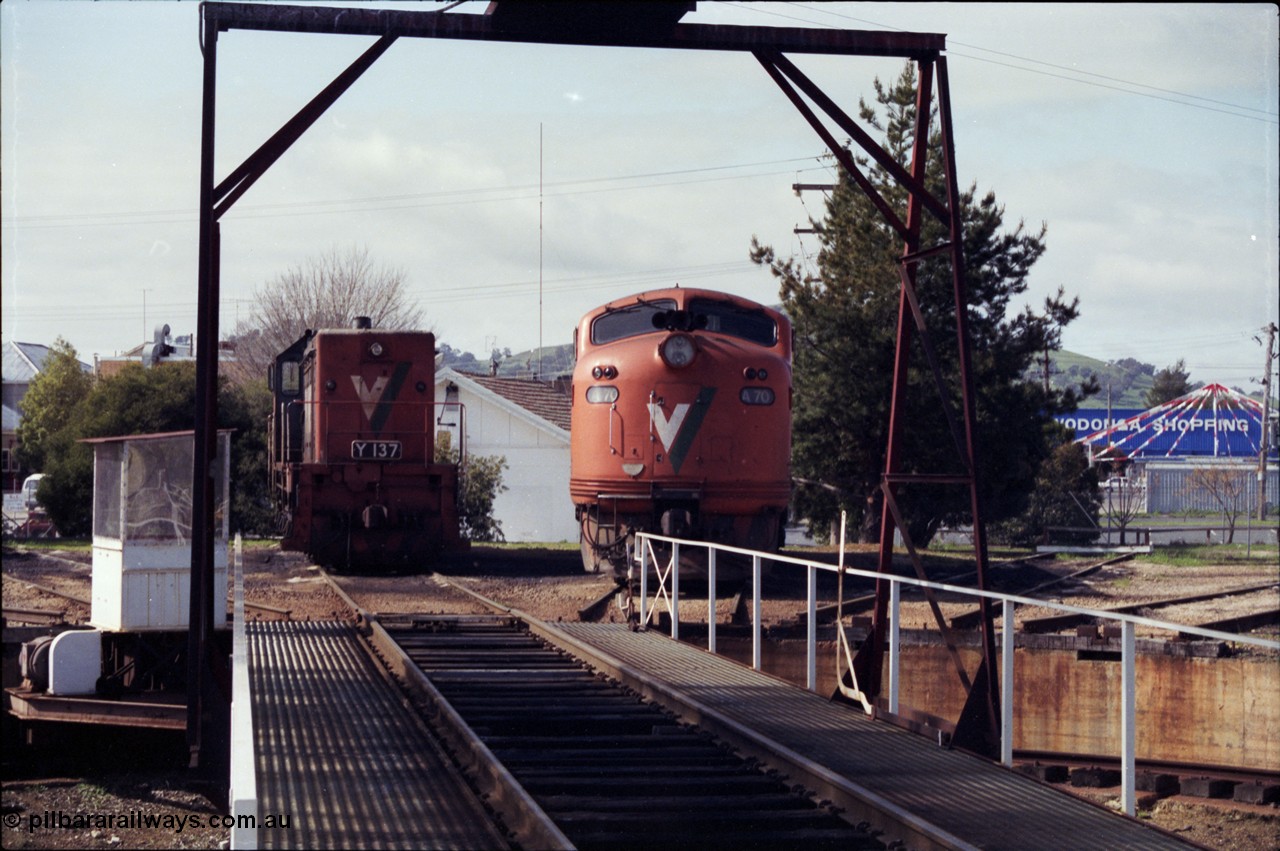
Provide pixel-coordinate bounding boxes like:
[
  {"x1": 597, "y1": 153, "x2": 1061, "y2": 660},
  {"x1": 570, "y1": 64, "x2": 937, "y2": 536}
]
[{"x1": 226, "y1": 246, "x2": 427, "y2": 384}]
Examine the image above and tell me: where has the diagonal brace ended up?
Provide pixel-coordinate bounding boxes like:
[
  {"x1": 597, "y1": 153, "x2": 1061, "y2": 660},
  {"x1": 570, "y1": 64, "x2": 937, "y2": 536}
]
[
  {"x1": 213, "y1": 34, "x2": 397, "y2": 219},
  {"x1": 758, "y1": 48, "x2": 950, "y2": 227},
  {"x1": 755, "y1": 50, "x2": 908, "y2": 238}
]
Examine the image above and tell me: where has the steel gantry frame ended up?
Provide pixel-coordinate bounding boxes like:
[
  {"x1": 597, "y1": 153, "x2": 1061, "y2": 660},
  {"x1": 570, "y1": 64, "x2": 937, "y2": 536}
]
[{"x1": 188, "y1": 1, "x2": 999, "y2": 766}]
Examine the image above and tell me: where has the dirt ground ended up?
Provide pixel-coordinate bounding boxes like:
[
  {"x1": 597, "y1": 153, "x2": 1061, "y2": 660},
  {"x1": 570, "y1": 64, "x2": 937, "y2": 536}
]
[{"x1": 3, "y1": 542, "x2": 1277, "y2": 850}]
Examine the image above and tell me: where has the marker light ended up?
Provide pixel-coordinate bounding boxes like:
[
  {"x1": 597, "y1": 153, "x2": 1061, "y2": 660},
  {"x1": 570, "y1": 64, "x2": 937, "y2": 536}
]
[
  {"x1": 585, "y1": 386, "x2": 619, "y2": 404},
  {"x1": 740, "y1": 387, "x2": 775, "y2": 405}
]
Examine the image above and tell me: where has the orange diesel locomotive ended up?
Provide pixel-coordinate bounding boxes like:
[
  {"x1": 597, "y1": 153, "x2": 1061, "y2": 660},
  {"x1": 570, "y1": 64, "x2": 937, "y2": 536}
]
[
  {"x1": 571, "y1": 287, "x2": 792, "y2": 579},
  {"x1": 268, "y1": 318, "x2": 462, "y2": 569}
]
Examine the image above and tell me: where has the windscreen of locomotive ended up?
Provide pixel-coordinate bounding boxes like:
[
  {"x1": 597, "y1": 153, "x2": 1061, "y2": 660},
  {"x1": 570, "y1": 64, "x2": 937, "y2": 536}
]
[
  {"x1": 591, "y1": 300, "x2": 677, "y2": 344},
  {"x1": 301, "y1": 357, "x2": 315, "y2": 459},
  {"x1": 688, "y1": 299, "x2": 777, "y2": 346}
]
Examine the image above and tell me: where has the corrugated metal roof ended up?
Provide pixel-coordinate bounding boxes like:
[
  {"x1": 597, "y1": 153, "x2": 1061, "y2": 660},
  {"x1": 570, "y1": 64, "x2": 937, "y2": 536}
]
[
  {"x1": 2, "y1": 341, "x2": 92, "y2": 384},
  {"x1": 3, "y1": 342, "x2": 49, "y2": 383}
]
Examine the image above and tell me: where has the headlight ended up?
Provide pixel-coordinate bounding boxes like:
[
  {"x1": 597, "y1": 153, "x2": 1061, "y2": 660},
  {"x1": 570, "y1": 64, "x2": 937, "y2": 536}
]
[
  {"x1": 369, "y1": 341, "x2": 384, "y2": 357},
  {"x1": 659, "y1": 335, "x2": 696, "y2": 369}
]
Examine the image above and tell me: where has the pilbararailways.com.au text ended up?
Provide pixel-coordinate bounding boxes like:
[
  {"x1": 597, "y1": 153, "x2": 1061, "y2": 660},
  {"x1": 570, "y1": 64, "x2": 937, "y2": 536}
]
[{"x1": 6, "y1": 810, "x2": 292, "y2": 833}]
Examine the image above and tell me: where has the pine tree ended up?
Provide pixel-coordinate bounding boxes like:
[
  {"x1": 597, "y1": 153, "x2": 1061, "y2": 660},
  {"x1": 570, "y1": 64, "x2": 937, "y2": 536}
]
[
  {"x1": 1144, "y1": 359, "x2": 1193, "y2": 408},
  {"x1": 752, "y1": 64, "x2": 1092, "y2": 544}
]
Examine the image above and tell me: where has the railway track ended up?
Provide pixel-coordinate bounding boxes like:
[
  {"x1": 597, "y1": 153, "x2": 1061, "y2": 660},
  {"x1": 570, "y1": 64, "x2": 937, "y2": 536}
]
[
  {"x1": 1019, "y1": 581, "x2": 1280, "y2": 636},
  {"x1": 1011, "y1": 751, "x2": 1280, "y2": 806},
  {"x1": 367, "y1": 611, "x2": 884, "y2": 850},
  {"x1": 344, "y1": 572, "x2": 1243, "y2": 850}
]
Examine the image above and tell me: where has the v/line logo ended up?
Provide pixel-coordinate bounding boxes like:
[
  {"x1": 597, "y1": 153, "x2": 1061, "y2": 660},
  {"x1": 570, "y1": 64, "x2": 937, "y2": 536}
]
[
  {"x1": 350, "y1": 361, "x2": 412, "y2": 434},
  {"x1": 648, "y1": 387, "x2": 716, "y2": 474}
]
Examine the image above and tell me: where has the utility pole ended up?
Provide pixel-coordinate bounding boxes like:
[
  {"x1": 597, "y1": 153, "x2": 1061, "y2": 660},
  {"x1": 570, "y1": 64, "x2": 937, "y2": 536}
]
[{"x1": 1259, "y1": 321, "x2": 1277, "y2": 521}]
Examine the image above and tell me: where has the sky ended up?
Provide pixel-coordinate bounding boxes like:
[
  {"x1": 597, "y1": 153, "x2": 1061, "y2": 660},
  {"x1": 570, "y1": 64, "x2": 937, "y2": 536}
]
[{"x1": 2, "y1": 1, "x2": 1277, "y2": 394}]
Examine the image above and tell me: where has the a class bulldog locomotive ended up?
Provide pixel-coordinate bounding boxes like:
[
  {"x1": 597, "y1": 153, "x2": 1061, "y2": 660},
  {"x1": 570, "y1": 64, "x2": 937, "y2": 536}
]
[
  {"x1": 268, "y1": 318, "x2": 463, "y2": 569},
  {"x1": 570, "y1": 287, "x2": 792, "y2": 580}
]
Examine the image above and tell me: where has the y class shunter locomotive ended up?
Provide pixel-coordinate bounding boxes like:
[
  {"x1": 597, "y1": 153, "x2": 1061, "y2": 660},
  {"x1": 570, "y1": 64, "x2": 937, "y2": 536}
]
[
  {"x1": 570, "y1": 287, "x2": 792, "y2": 579},
  {"x1": 268, "y1": 318, "x2": 463, "y2": 570}
]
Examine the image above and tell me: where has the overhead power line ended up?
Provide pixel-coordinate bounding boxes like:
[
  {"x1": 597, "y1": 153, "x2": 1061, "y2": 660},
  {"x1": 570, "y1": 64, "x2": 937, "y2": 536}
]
[
  {"x1": 722, "y1": 1, "x2": 1276, "y2": 123},
  {"x1": 2, "y1": 156, "x2": 831, "y2": 230}
]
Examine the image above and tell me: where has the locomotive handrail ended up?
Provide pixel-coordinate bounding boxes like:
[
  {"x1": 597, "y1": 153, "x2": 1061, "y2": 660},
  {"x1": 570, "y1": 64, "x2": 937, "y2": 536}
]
[
  {"x1": 631, "y1": 527, "x2": 1279, "y2": 819},
  {"x1": 228, "y1": 534, "x2": 257, "y2": 850},
  {"x1": 277, "y1": 399, "x2": 467, "y2": 465}
]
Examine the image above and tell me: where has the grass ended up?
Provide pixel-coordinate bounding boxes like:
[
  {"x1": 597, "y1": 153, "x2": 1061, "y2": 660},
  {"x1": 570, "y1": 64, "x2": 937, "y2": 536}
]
[
  {"x1": 2, "y1": 536, "x2": 91, "y2": 553},
  {"x1": 472, "y1": 541, "x2": 579, "y2": 552},
  {"x1": 1135, "y1": 543, "x2": 1280, "y2": 568},
  {"x1": 76, "y1": 782, "x2": 109, "y2": 806}
]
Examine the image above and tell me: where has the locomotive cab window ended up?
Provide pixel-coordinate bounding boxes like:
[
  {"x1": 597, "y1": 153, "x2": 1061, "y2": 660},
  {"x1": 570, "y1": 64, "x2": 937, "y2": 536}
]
[
  {"x1": 279, "y1": 361, "x2": 302, "y2": 396},
  {"x1": 688, "y1": 298, "x2": 777, "y2": 347},
  {"x1": 591, "y1": 300, "x2": 676, "y2": 344}
]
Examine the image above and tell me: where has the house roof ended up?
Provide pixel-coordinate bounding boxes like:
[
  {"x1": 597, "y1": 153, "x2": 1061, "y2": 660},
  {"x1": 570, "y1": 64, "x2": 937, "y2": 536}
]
[
  {"x1": 2, "y1": 341, "x2": 92, "y2": 384},
  {"x1": 3, "y1": 342, "x2": 51, "y2": 384},
  {"x1": 469, "y1": 373, "x2": 572, "y2": 432},
  {"x1": 441, "y1": 368, "x2": 572, "y2": 434}
]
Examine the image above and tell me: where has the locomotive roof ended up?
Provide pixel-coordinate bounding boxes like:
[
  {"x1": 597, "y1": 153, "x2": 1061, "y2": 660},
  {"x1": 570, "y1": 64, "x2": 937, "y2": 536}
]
[{"x1": 589, "y1": 287, "x2": 781, "y2": 316}]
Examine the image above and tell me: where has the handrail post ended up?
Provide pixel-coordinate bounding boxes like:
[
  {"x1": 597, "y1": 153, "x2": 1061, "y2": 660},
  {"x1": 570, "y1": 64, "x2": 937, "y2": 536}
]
[
  {"x1": 806, "y1": 563, "x2": 817, "y2": 692},
  {"x1": 638, "y1": 536, "x2": 648, "y2": 627},
  {"x1": 752, "y1": 554, "x2": 762, "y2": 670},
  {"x1": 888, "y1": 579, "x2": 900, "y2": 714},
  {"x1": 1121, "y1": 620, "x2": 1136, "y2": 816},
  {"x1": 670, "y1": 541, "x2": 680, "y2": 640},
  {"x1": 707, "y1": 547, "x2": 717, "y2": 653},
  {"x1": 1001, "y1": 598, "x2": 1015, "y2": 767}
]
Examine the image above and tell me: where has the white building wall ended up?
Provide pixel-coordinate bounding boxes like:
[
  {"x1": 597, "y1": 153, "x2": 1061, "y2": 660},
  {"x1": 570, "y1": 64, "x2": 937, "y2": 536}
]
[{"x1": 437, "y1": 374, "x2": 577, "y2": 543}]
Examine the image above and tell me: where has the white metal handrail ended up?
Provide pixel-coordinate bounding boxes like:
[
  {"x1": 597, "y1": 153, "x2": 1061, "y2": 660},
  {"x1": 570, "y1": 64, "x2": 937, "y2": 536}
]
[
  {"x1": 630, "y1": 528, "x2": 1279, "y2": 818},
  {"x1": 229, "y1": 534, "x2": 258, "y2": 850}
]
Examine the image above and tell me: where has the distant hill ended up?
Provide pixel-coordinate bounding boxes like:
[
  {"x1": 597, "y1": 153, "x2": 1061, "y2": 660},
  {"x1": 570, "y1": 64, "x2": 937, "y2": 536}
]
[
  {"x1": 443, "y1": 342, "x2": 1261, "y2": 409},
  {"x1": 1045, "y1": 351, "x2": 1156, "y2": 408},
  {"x1": 496, "y1": 344, "x2": 575, "y2": 379},
  {"x1": 1043, "y1": 351, "x2": 1272, "y2": 408},
  {"x1": 440, "y1": 341, "x2": 575, "y2": 380}
]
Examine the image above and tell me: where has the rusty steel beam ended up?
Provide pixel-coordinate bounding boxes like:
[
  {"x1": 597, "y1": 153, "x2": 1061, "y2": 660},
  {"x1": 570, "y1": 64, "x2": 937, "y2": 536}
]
[
  {"x1": 755, "y1": 50, "x2": 909, "y2": 239},
  {"x1": 7, "y1": 689, "x2": 187, "y2": 730},
  {"x1": 213, "y1": 34, "x2": 398, "y2": 219},
  {"x1": 188, "y1": 8, "x2": 222, "y2": 773},
  {"x1": 201, "y1": 2, "x2": 946, "y2": 58}
]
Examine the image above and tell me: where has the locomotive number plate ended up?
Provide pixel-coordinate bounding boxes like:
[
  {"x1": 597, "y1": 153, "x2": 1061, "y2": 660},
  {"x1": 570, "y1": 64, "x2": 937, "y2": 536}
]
[{"x1": 351, "y1": 440, "x2": 402, "y2": 460}]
